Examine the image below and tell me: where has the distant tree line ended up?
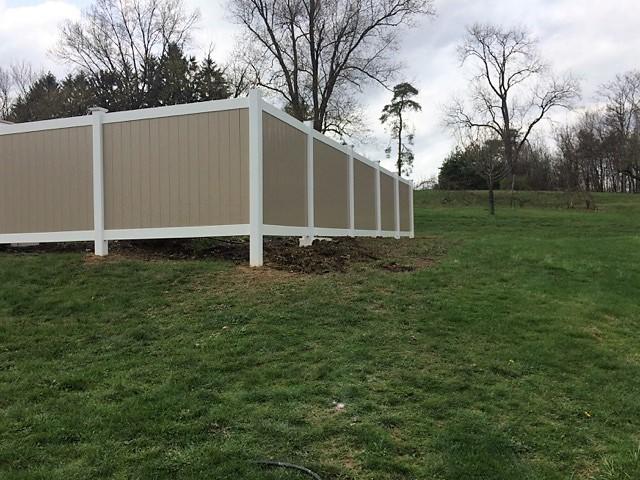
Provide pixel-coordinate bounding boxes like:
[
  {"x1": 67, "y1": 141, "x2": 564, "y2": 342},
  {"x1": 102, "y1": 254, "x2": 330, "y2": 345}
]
[
  {"x1": 0, "y1": 43, "x2": 228, "y2": 123},
  {"x1": 438, "y1": 22, "x2": 640, "y2": 214},
  {"x1": 0, "y1": 0, "x2": 229, "y2": 123},
  {"x1": 439, "y1": 69, "x2": 640, "y2": 195}
]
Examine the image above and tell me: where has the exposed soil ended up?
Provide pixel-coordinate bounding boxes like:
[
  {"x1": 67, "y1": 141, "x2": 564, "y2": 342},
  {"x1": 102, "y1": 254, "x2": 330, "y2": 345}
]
[
  {"x1": 3, "y1": 236, "x2": 441, "y2": 275},
  {"x1": 265, "y1": 237, "x2": 380, "y2": 274}
]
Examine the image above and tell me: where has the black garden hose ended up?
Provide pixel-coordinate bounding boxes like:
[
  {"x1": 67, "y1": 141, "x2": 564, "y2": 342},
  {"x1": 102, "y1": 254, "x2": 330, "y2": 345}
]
[{"x1": 253, "y1": 460, "x2": 323, "y2": 480}]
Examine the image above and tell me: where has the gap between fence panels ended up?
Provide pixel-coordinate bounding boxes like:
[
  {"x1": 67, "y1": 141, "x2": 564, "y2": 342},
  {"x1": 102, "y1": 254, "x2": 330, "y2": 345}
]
[{"x1": 0, "y1": 90, "x2": 415, "y2": 267}]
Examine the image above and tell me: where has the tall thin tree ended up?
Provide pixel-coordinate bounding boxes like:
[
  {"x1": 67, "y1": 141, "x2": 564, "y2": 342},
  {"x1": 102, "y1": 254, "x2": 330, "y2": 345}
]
[{"x1": 380, "y1": 82, "x2": 422, "y2": 176}]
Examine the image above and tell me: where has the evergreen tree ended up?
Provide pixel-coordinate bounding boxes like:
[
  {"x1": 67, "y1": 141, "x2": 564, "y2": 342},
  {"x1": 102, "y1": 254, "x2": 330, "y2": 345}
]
[
  {"x1": 438, "y1": 147, "x2": 489, "y2": 190},
  {"x1": 7, "y1": 44, "x2": 230, "y2": 122},
  {"x1": 153, "y1": 43, "x2": 199, "y2": 106},
  {"x1": 9, "y1": 73, "x2": 61, "y2": 122},
  {"x1": 380, "y1": 83, "x2": 422, "y2": 176},
  {"x1": 59, "y1": 73, "x2": 97, "y2": 117},
  {"x1": 195, "y1": 55, "x2": 229, "y2": 101}
]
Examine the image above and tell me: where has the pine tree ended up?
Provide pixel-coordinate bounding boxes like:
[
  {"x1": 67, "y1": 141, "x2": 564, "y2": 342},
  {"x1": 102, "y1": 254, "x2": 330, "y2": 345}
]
[
  {"x1": 380, "y1": 83, "x2": 422, "y2": 176},
  {"x1": 194, "y1": 55, "x2": 229, "y2": 101}
]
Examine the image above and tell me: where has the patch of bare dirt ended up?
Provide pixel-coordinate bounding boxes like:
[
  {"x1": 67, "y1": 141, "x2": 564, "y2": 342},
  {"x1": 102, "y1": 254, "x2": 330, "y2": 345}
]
[
  {"x1": 264, "y1": 237, "x2": 381, "y2": 274},
  {"x1": 2, "y1": 242, "x2": 93, "y2": 255},
  {"x1": 6, "y1": 236, "x2": 444, "y2": 275},
  {"x1": 109, "y1": 238, "x2": 249, "y2": 262}
]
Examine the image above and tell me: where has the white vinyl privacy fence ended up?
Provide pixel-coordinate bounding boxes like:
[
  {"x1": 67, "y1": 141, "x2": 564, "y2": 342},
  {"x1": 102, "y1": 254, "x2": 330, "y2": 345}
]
[{"x1": 0, "y1": 91, "x2": 414, "y2": 266}]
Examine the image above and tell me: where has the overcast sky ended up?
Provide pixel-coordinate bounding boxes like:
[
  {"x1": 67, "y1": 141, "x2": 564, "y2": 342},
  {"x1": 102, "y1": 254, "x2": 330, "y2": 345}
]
[{"x1": 1, "y1": 0, "x2": 639, "y2": 179}]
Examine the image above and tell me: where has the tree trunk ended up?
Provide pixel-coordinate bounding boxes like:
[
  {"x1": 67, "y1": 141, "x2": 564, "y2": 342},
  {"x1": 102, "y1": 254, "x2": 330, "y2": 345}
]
[
  {"x1": 510, "y1": 172, "x2": 516, "y2": 208},
  {"x1": 489, "y1": 187, "x2": 495, "y2": 215}
]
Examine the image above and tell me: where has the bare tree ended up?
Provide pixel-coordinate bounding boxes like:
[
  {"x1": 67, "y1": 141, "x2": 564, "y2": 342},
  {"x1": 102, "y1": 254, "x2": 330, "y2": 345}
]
[
  {"x1": 0, "y1": 62, "x2": 38, "y2": 120},
  {"x1": 224, "y1": 52, "x2": 254, "y2": 98},
  {"x1": 10, "y1": 62, "x2": 38, "y2": 97},
  {"x1": 599, "y1": 71, "x2": 640, "y2": 188},
  {"x1": 54, "y1": 0, "x2": 199, "y2": 108},
  {"x1": 228, "y1": 0, "x2": 434, "y2": 137},
  {"x1": 445, "y1": 24, "x2": 580, "y2": 200}
]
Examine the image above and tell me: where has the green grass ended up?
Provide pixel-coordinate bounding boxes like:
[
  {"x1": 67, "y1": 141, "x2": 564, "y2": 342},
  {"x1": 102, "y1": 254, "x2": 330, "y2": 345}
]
[{"x1": 1, "y1": 191, "x2": 639, "y2": 479}]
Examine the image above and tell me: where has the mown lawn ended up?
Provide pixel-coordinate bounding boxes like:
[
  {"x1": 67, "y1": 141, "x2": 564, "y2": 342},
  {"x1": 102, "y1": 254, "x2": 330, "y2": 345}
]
[{"x1": 1, "y1": 191, "x2": 639, "y2": 479}]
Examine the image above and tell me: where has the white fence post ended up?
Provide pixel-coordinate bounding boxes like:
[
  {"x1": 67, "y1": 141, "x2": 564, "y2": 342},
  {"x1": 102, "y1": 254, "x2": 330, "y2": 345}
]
[
  {"x1": 409, "y1": 180, "x2": 415, "y2": 239},
  {"x1": 348, "y1": 147, "x2": 355, "y2": 236},
  {"x1": 300, "y1": 121, "x2": 315, "y2": 247},
  {"x1": 249, "y1": 90, "x2": 264, "y2": 267},
  {"x1": 375, "y1": 161, "x2": 382, "y2": 237},
  {"x1": 394, "y1": 175, "x2": 400, "y2": 240},
  {"x1": 90, "y1": 107, "x2": 108, "y2": 256}
]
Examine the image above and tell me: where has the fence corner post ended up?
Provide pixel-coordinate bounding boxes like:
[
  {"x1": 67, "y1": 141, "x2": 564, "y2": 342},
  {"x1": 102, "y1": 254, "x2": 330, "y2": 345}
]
[
  {"x1": 90, "y1": 107, "x2": 108, "y2": 256},
  {"x1": 248, "y1": 90, "x2": 264, "y2": 267},
  {"x1": 302, "y1": 120, "x2": 315, "y2": 246},
  {"x1": 394, "y1": 175, "x2": 400, "y2": 240}
]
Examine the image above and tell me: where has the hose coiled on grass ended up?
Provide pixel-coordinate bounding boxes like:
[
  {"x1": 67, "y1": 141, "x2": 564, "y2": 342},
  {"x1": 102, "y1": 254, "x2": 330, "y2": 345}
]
[{"x1": 253, "y1": 460, "x2": 322, "y2": 480}]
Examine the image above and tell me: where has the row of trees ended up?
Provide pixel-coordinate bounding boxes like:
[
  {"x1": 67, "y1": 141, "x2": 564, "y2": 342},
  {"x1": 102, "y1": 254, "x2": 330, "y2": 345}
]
[
  {"x1": 1, "y1": 44, "x2": 228, "y2": 123},
  {"x1": 557, "y1": 71, "x2": 640, "y2": 193},
  {"x1": 438, "y1": 70, "x2": 640, "y2": 204},
  {"x1": 1, "y1": 0, "x2": 221, "y2": 120},
  {"x1": 436, "y1": 23, "x2": 639, "y2": 213}
]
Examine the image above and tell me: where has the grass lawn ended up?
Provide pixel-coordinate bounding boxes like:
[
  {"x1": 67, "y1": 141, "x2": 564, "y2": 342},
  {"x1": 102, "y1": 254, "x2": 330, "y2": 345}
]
[{"x1": 1, "y1": 191, "x2": 639, "y2": 479}]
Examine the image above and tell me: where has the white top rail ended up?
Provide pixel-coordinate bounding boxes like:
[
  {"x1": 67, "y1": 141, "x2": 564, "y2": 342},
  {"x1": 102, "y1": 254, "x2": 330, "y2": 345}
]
[
  {"x1": 0, "y1": 97, "x2": 249, "y2": 136},
  {"x1": 103, "y1": 97, "x2": 250, "y2": 124},
  {"x1": 0, "y1": 115, "x2": 92, "y2": 135}
]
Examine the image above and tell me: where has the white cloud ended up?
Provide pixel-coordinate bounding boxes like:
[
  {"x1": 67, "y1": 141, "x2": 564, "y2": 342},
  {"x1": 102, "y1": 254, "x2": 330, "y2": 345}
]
[
  {"x1": 185, "y1": 0, "x2": 240, "y2": 59},
  {"x1": 0, "y1": 1, "x2": 82, "y2": 76},
  {"x1": 2, "y1": 0, "x2": 639, "y2": 181}
]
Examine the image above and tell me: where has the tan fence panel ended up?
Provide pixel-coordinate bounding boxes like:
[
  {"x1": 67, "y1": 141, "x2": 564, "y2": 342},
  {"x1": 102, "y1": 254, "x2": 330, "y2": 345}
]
[
  {"x1": 314, "y1": 140, "x2": 349, "y2": 229},
  {"x1": 262, "y1": 113, "x2": 307, "y2": 227},
  {"x1": 104, "y1": 109, "x2": 249, "y2": 230},
  {"x1": 0, "y1": 127, "x2": 93, "y2": 234},
  {"x1": 380, "y1": 173, "x2": 395, "y2": 231},
  {"x1": 399, "y1": 181, "x2": 411, "y2": 231},
  {"x1": 354, "y1": 160, "x2": 376, "y2": 230}
]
